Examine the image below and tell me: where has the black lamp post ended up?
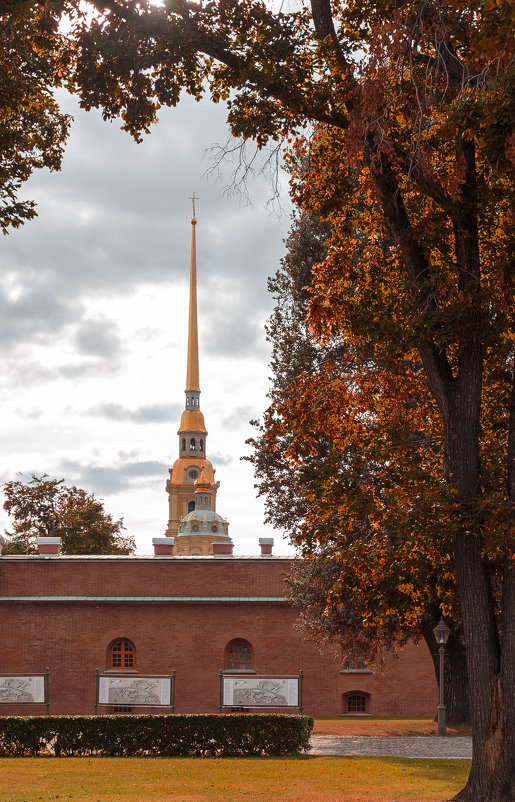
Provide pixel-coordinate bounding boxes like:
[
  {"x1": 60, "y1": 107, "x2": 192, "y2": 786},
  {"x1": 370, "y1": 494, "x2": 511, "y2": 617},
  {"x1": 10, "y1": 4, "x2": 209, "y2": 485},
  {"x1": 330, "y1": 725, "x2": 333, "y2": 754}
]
[{"x1": 433, "y1": 618, "x2": 451, "y2": 736}]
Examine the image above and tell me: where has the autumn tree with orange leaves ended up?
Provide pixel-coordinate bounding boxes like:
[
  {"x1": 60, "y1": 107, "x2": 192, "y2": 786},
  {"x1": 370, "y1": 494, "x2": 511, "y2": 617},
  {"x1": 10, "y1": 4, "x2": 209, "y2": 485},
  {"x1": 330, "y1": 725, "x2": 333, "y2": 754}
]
[
  {"x1": 1, "y1": 0, "x2": 513, "y2": 798},
  {"x1": 248, "y1": 210, "x2": 471, "y2": 722},
  {"x1": 0, "y1": 1, "x2": 70, "y2": 232}
]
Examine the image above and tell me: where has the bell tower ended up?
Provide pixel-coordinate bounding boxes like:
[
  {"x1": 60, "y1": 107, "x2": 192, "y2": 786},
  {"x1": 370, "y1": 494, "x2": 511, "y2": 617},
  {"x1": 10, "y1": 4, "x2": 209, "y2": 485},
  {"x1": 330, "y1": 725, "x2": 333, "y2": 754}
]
[{"x1": 164, "y1": 198, "x2": 231, "y2": 555}]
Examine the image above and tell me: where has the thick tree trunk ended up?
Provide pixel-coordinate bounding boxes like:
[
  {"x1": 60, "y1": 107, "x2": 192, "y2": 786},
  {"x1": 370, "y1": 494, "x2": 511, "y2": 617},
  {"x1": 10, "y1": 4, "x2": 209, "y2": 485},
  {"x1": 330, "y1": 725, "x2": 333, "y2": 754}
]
[
  {"x1": 371, "y1": 129, "x2": 514, "y2": 799},
  {"x1": 443, "y1": 378, "x2": 514, "y2": 800},
  {"x1": 452, "y1": 535, "x2": 515, "y2": 801}
]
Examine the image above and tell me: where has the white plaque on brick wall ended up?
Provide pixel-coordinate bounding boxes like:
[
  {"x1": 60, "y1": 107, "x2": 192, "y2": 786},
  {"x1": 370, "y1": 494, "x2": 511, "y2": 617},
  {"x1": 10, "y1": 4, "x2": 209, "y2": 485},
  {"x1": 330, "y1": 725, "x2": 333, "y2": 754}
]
[
  {"x1": 98, "y1": 677, "x2": 171, "y2": 706},
  {"x1": 0, "y1": 676, "x2": 45, "y2": 704},
  {"x1": 223, "y1": 677, "x2": 299, "y2": 707}
]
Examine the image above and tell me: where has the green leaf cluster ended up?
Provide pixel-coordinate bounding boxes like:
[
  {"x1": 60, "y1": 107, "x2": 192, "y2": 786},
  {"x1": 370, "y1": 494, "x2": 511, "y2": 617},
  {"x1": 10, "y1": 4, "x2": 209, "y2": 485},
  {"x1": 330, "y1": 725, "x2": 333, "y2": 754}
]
[{"x1": 2, "y1": 474, "x2": 134, "y2": 555}]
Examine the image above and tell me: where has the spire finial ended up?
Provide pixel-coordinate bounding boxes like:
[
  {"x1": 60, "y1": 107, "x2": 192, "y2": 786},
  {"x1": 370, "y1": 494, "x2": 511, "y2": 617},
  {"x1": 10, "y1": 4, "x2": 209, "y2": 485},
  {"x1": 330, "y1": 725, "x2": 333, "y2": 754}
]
[{"x1": 189, "y1": 192, "x2": 199, "y2": 222}]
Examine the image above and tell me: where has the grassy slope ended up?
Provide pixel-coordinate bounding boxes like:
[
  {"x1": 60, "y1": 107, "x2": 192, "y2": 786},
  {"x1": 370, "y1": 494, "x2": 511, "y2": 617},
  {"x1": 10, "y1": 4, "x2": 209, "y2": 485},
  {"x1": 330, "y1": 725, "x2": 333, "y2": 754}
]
[{"x1": 0, "y1": 756, "x2": 470, "y2": 802}]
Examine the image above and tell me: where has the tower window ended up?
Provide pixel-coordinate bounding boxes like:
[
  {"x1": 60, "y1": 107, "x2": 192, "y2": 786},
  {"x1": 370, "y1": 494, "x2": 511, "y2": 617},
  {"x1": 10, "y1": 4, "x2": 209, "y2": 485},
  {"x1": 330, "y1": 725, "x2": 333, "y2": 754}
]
[
  {"x1": 182, "y1": 438, "x2": 186, "y2": 451},
  {"x1": 109, "y1": 639, "x2": 135, "y2": 670},
  {"x1": 200, "y1": 439, "x2": 203, "y2": 451},
  {"x1": 188, "y1": 501, "x2": 195, "y2": 512},
  {"x1": 190, "y1": 438, "x2": 196, "y2": 450}
]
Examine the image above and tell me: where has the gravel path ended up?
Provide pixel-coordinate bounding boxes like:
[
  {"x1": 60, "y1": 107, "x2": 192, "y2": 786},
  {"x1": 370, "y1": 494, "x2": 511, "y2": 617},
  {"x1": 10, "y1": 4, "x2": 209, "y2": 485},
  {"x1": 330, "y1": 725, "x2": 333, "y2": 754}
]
[{"x1": 310, "y1": 735, "x2": 472, "y2": 759}]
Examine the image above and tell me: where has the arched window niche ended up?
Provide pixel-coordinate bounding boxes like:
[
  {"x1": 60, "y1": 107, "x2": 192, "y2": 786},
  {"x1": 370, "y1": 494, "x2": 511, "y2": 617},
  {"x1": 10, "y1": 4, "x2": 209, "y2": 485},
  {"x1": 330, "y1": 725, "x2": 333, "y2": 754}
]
[
  {"x1": 107, "y1": 638, "x2": 136, "y2": 671},
  {"x1": 342, "y1": 691, "x2": 371, "y2": 715},
  {"x1": 224, "y1": 639, "x2": 255, "y2": 673}
]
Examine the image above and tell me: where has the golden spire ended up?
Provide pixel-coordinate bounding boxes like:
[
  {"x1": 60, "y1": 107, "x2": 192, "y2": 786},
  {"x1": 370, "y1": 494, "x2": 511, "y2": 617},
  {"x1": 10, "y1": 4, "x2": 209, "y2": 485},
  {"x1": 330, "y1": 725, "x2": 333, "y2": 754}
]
[{"x1": 186, "y1": 193, "x2": 200, "y2": 392}]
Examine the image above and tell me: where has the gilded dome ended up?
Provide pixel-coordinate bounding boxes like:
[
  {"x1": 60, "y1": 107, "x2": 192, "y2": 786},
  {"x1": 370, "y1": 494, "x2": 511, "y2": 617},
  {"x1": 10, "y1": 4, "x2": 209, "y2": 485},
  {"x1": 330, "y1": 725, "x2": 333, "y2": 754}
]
[{"x1": 178, "y1": 409, "x2": 207, "y2": 434}]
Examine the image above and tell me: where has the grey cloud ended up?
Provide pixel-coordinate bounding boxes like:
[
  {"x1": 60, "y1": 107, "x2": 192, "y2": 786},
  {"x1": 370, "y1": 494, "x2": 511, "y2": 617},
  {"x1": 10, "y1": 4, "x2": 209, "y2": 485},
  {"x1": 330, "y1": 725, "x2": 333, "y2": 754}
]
[
  {"x1": 74, "y1": 319, "x2": 122, "y2": 358},
  {"x1": 89, "y1": 402, "x2": 181, "y2": 423},
  {"x1": 16, "y1": 408, "x2": 43, "y2": 419},
  {"x1": 0, "y1": 278, "x2": 79, "y2": 348},
  {"x1": 0, "y1": 267, "x2": 122, "y2": 369},
  {"x1": 221, "y1": 406, "x2": 255, "y2": 429},
  {"x1": 5, "y1": 92, "x2": 288, "y2": 300},
  {"x1": 207, "y1": 451, "x2": 233, "y2": 467},
  {"x1": 1, "y1": 90, "x2": 288, "y2": 402},
  {"x1": 0, "y1": 357, "x2": 117, "y2": 389},
  {"x1": 60, "y1": 458, "x2": 167, "y2": 494},
  {"x1": 122, "y1": 461, "x2": 167, "y2": 477},
  {"x1": 116, "y1": 449, "x2": 140, "y2": 461},
  {"x1": 58, "y1": 360, "x2": 118, "y2": 380},
  {"x1": 203, "y1": 313, "x2": 267, "y2": 359},
  {"x1": 199, "y1": 276, "x2": 270, "y2": 359}
]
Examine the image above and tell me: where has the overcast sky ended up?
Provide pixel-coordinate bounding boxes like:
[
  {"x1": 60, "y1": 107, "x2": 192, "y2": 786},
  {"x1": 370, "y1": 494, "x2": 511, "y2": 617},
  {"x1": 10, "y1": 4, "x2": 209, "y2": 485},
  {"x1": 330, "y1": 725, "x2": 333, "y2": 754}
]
[{"x1": 1, "y1": 89, "x2": 294, "y2": 555}]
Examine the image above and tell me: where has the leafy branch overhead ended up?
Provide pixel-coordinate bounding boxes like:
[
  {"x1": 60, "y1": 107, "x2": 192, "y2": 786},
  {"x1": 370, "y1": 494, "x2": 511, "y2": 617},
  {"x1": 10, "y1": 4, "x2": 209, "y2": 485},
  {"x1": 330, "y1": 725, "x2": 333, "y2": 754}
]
[{"x1": 1, "y1": 0, "x2": 513, "y2": 229}]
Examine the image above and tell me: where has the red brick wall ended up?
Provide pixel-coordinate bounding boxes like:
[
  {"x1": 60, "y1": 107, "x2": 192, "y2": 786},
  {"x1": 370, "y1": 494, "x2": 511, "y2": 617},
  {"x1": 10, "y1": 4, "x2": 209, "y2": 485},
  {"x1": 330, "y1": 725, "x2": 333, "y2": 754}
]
[
  {"x1": 0, "y1": 555, "x2": 293, "y2": 597},
  {"x1": 0, "y1": 556, "x2": 437, "y2": 718}
]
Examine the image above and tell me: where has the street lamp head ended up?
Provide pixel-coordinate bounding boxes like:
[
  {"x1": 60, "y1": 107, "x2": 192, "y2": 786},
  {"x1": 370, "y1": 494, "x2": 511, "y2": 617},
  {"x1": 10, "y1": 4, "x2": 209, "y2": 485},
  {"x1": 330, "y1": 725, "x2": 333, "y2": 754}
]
[{"x1": 433, "y1": 618, "x2": 451, "y2": 646}]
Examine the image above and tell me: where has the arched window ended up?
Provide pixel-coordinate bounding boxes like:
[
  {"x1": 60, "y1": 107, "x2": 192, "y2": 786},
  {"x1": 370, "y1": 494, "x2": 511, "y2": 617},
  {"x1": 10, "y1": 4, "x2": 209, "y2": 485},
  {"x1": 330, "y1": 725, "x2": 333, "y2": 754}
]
[
  {"x1": 109, "y1": 639, "x2": 135, "y2": 670},
  {"x1": 182, "y1": 438, "x2": 186, "y2": 451},
  {"x1": 227, "y1": 640, "x2": 252, "y2": 670},
  {"x1": 188, "y1": 501, "x2": 195, "y2": 512},
  {"x1": 200, "y1": 439, "x2": 203, "y2": 451},
  {"x1": 190, "y1": 438, "x2": 196, "y2": 450},
  {"x1": 342, "y1": 691, "x2": 370, "y2": 714}
]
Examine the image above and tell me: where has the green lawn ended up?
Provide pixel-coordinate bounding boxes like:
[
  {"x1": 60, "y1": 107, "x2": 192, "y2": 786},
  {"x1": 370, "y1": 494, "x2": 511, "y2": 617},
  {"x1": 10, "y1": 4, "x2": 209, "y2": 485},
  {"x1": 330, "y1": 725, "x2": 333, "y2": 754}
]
[{"x1": 0, "y1": 756, "x2": 470, "y2": 802}]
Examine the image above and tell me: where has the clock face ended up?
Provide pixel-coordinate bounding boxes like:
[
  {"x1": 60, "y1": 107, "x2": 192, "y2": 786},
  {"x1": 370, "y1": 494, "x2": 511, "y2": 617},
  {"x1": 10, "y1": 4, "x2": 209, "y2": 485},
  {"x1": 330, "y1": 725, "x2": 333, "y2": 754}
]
[{"x1": 188, "y1": 468, "x2": 199, "y2": 480}]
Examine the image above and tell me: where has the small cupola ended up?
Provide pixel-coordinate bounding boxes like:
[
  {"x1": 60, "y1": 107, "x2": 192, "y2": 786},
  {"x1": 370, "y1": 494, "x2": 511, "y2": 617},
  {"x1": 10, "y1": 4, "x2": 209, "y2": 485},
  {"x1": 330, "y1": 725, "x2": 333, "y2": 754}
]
[{"x1": 194, "y1": 467, "x2": 212, "y2": 511}]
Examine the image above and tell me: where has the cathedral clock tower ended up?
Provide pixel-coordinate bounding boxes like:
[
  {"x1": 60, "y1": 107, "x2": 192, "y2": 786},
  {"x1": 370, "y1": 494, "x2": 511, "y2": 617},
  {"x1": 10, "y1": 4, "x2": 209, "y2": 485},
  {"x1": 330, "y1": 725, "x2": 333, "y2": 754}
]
[{"x1": 165, "y1": 198, "x2": 232, "y2": 556}]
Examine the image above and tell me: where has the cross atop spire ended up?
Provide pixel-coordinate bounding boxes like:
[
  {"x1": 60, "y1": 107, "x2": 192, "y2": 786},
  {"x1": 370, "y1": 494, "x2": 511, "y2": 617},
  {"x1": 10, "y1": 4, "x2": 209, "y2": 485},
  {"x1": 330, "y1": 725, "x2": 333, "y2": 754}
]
[{"x1": 189, "y1": 192, "x2": 199, "y2": 220}]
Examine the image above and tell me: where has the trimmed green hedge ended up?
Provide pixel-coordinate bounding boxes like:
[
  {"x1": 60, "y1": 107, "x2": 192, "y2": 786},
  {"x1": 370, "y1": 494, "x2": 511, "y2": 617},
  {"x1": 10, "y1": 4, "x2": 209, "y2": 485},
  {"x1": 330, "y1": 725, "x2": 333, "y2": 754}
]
[{"x1": 0, "y1": 714, "x2": 313, "y2": 757}]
